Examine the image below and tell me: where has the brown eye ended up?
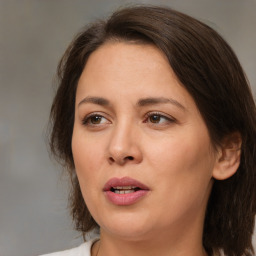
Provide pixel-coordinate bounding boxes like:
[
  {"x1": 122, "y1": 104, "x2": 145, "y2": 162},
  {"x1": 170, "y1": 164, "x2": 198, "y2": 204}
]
[
  {"x1": 82, "y1": 114, "x2": 109, "y2": 126},
  {"x1": 145, "y1": 112, "x2": 175, "y2": 125},
  {"x1": 149, "y1": 115, "x2": 161, "y2": 123},
  {"x1": 90, "y1": 116, "x2": 103, "y2": 124}
]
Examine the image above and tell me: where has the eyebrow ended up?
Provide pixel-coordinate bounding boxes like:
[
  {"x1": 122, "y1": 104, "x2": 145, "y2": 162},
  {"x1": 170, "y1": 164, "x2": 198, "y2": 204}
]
[
  {"x1": 78, "y1": 96, "x2": 110, "y2": 107},
  {"x1": 137, "y1": 97, "x2": 186, "y2": 110},
  {"x1": 78, "y1": 96, "x2": 185, "y2": 110}
]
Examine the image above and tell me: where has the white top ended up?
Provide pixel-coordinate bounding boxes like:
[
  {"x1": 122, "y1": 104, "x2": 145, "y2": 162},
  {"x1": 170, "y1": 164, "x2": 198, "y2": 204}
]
[{"x1": 40, "y1": 238, "x2": 99, "y2": 256}]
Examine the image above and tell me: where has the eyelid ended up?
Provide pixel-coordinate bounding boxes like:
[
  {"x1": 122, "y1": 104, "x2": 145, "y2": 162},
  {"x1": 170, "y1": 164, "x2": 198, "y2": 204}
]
[
  {"x1": 144, "y1": 111, "x2": 176, "y2": 123},
  {"x1": 81, "y1": 111, "x2": 176, "y2": 126},
  {"x1": 82, "y1": 112, "x2": 111, "y2": 125}
]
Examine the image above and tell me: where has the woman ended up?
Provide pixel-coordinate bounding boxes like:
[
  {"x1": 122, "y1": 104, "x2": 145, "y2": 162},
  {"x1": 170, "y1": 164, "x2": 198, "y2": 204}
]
[{"x1": 43, "y1": 5, "x2": 256, "y2": 256}]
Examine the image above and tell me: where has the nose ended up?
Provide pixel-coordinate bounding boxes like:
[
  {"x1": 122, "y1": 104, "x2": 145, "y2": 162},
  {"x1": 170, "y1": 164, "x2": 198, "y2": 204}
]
[{"x1": 107, "y1": 122, "x2": 143, "y2": 165}]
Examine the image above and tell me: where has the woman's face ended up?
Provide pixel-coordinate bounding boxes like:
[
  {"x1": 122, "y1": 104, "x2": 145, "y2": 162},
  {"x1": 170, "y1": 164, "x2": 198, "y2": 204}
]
[{"x1": 72, "y1": 42, "x2": 218, "y2": 240}]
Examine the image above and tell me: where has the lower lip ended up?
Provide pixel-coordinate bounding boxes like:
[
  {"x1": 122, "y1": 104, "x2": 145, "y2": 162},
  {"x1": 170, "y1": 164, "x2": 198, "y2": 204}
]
[{"x1": 104, "y1": 190, "x2": 149, "y2": 206}]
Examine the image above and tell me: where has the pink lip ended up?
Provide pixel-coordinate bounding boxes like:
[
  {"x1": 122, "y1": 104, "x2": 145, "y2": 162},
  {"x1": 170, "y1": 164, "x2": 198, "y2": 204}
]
[{"x1": 103, "y1": 177, "x2": 150, "y2": 206}]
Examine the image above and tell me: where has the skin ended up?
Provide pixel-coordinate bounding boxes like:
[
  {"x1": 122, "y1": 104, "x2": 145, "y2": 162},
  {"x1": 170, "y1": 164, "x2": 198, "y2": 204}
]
[{"x1": 72, "y1": 42, "x2": 220, "y2": 256}]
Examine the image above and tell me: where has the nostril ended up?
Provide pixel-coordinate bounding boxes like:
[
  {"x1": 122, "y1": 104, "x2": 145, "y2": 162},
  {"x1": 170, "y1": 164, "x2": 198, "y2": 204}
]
[
  {"x1": 109, "y1": 157, "x2": 115, "y2": 163},
  {"x1": 108, "y1": 155, "x2": 134, "y2": 164}
]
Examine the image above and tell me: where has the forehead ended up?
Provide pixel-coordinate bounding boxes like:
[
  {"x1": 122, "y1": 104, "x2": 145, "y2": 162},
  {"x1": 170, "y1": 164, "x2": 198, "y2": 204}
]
[
  {"x1": 76, "y1": 42, "x2": 199, "y2": 114},
  {"x1": 78, "y1": 43, "x2": 180, "y2": 92},
  {"x1": 75, "y1": 42, "x2": 209, "y2": 137},
  {"x1": 83, "y1": 42, "x2": 171, "y2": 80}
]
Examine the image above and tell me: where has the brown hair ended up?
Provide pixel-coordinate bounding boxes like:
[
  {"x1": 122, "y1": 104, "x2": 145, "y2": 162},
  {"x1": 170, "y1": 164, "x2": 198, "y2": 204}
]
[{"x1": 49, "y1": 5, "x2": 256, "y2": 256}]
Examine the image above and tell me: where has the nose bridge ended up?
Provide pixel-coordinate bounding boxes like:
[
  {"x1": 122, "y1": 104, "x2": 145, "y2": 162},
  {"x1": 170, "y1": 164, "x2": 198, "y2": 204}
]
[
  {"x1": 107, "y1": 117, "x2": 141, "y2": 164},
  {"x1": 110, "y1": 118, "x2": 134, "y2": 154}
]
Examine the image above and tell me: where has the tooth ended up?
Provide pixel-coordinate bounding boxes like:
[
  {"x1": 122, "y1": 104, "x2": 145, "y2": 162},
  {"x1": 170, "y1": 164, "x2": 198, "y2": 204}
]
[
  {"x1": 124, "y1": 190, "x2": 135, "y2": 194},
  {"x1": 113, "y1": 186, "x2": 132, "y2": 189},
  {"x1": 122, "y1": 186, "x2": 131, "y2": 189},
  {"x1": 112, "y1": 186, "x2": 139, "y2": 190},
  {"x1": 113, "y1": 186, "x2": 139, "y2": 194}
]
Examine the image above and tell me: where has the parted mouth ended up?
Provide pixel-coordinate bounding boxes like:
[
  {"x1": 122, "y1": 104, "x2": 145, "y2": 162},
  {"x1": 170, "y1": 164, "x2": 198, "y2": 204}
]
[
  {"x1": 110, "y1": 186, "x2": 141, "y2": 194},
  {"x1": 103, "y1": 177, "x2": 149, "y2": 193}
]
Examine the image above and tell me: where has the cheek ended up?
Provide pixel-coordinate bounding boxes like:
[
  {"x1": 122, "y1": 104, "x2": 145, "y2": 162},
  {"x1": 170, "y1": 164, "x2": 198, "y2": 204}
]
[
  {"x1": 71, "y1": 129, "x2": 105, "y2": 187},
  {"x1": 71, "y1": 132, "x2": 105, "y2": 216},
  {"x1": 146, "y1": 130, "x2": 214, "y2": 172},
  {"x1": 145, "y1": 128, "x2": 215, "y2": 202},
  {"x1": 72, "y1": 125, "x2": 106, "y2": 163}
]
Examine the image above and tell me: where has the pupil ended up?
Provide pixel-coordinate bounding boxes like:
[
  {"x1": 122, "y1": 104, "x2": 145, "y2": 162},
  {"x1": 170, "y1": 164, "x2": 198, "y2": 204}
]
[
  {"x1": 150, "y1": 115, "x2": 160, "y2": 123},
  {"x1": 91, "y1": 116, "x2": 101, "y2": 124}
]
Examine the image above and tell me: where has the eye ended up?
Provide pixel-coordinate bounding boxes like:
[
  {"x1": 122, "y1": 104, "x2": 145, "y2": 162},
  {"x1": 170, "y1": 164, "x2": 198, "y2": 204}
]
[
  {"x1": 149, "y1": 114, "x2": 163, "y2": 123},
  {"x1": 82, "y1": 114, "x2": 110, "y2": 126},
  {"x1": 144, "y1": 112, "x2": 175, "y2": 125}
]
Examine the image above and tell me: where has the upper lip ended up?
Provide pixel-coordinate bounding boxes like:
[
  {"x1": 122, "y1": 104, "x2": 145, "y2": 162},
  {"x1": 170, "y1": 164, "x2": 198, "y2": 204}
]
[{"x1": 103, "y1": 177, "x2": 149, "y2": 191}]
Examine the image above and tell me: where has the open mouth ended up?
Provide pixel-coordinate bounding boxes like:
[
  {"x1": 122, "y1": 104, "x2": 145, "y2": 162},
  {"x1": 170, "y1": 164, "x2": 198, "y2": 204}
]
[
  {"x1": 104, "y1": 177, "x2": 149, "y2": 205},
  {"x1": 110, "y1": 186, "x2": 141, "y2": 194}
]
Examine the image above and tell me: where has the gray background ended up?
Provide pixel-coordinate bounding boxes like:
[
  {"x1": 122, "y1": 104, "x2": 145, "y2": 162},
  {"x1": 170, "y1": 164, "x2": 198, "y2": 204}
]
[{"x1": 0, "y1": 0, "x2": 255, "y2": 255}]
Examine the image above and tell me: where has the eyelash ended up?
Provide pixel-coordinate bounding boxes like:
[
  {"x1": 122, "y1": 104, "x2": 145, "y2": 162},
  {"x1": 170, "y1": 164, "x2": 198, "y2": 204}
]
[
  {"x1": 82, "y1": 112, "x2": 109, "y2": 126},
  {"x1": 81, "y1": 112, "x2": 176, "y2": 127},
  {"x1": 144, "y1": 112, "x2": 175, "y2": 125}
]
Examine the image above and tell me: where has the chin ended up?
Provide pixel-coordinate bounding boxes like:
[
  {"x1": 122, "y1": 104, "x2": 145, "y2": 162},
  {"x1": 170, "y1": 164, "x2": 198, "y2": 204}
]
[{"x1": 97, "y1": 211, "x2": 155, "y2": 240}]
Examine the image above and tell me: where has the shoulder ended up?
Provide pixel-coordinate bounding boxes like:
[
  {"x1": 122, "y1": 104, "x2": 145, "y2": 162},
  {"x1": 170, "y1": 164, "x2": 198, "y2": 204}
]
[{"x1": 39, "y1": 238, "x2": 99, "y2": 256}]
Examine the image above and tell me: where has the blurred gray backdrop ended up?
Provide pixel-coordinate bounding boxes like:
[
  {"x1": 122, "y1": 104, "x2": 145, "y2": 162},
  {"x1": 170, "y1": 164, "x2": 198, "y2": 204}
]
[{"x1": 0, "y1": 0, "x2": 255, "y2": 255}]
